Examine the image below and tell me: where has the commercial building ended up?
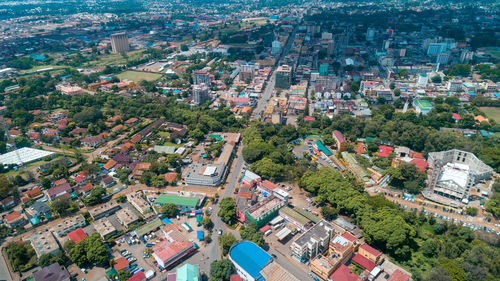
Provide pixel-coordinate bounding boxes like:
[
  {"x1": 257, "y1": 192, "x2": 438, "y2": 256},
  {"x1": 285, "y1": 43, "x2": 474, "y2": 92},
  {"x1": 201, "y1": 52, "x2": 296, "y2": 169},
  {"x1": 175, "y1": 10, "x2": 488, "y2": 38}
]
[
  {"x1": 425, "y1": 149, "x2": 493, "y2": 204},
  {"x1": 329, "y1": 264, "x2": 361, "y2": 281},
  {"x1": 291, "y1": 220, "x2": 333, "y2": 261},
  {"x1": 110, "y1": 32, "x2": 129, "y2": 53},
  {"x1": 259, "y1": 261, "x2": 300, "y2": 281},
  {"x1": 27, "y1": 228, "x2": 60, "y2": 258},
  {"x1": 279, "y1": 206, "x2": 319, "y2": 232},
  {"x1": 156, "y1": 194, "x2": 201, "y2": 212},
  {"x1": 276, "y1": 65, "x2": 292, "y2": 89},
  {"x1": 116, "y1": 208, "x2": 139, "y2": 227},
  {"x1": 152, "y1": 240, "x2": 195, "y2": 268},
  {"x1": 33, "y1": 263, "x2": 70, "y2": 281},
  {"x1": 271, "y1": 40, "x2": 282, "y2": 55},
  {"x1": 183, "y1": 163, "x2": 225, "y2": 187},
  {"x1": 244, "y1": 196, "x2": 285, "y2": 228},
  {"x1": 50, "y1": 214, "x2": 86, "y2": 237},
  {"x1": 88, "y1": 201, "x2": 120, "y2": 219},
  {"x1": 310, "y1": 255, "x2": 337, "y2": 280},
  {"x1": 127, "y1": 192, "x2": 152, "y2": 215},
  {"x1": 93, "y1": 217, "x2": 117, "y2": 239},
  {"x1": 229, "y1": 241, "x2": 272, "y2": 281},
  {"x1": 193, "y1": 84, "x2": 210, "y2": 105}
]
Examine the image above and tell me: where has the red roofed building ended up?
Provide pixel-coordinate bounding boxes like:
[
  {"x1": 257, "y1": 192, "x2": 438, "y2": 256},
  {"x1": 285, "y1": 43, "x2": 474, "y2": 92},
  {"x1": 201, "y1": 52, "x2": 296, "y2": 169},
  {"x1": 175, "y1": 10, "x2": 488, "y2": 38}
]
[
  {"x1": 377, "y1": 145, "x2": 394, "y2": 158},
  {"x1": 258, "y1": 180, "x2": 278, "y2": 193},
  {"x1": 113, "y1": 257, "x2": 129, "y2": 271},
  {"x1": 304, "y1": 116, "x2": 316, "y2": 122},
  {"x1": 26, "y1": 187, "x2": 42, "y2": 198},
  {"x1": 356, "y1": 144, "x2": 365, "y2": 155},
  {"x1": 358, "y1": 244, "x2": 382, "y2": 263},
  {"x1": 409, "y1": 152, "x2": 424, "y2": 159},
  {"x1": 329, "y1": 265, "x2": 361, "y2": 281},
  {"x1": 452, "y1": 113, "x2": 461, "y2": 121},
  {"x1": 351, "y1": 253, "x2": 376, "y2": 271},
  {"x1": 333, "y1": 130, "x2": 347, "y2": 152},
  {"x1": 4, "y1": 211, "x2": 26, "y2": 227},
  {"x1": 410, "y1": 158, "x2": 428, "y2": 172},
  {"x1": 67, "y1": 228, "x2": 87, "y2": 244},
  {"x1": 127, "y1": 271, "x2": 146, "y2": 281},
  {"x1": 230, "y1": 275, "x2": 243, "y2": 281},
  {"x1": 388, "y1": 269, "x2": 412, "y2": 281},
  {"x1": 164, "y1": 173, "x2": 178, "y2": 184},
  {"x1": 152, "y1": 241, "x2": 194, "y2": 268}
]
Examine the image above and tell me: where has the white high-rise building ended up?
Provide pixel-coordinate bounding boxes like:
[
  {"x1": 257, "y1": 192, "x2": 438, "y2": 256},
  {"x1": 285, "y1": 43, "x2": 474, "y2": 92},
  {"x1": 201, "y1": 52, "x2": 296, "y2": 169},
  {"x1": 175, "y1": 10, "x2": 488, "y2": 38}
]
[
  {"x1": 110, "y1": 32, "x2": 129, "y2": 53},
  {"x1": 417, "y1": 73, "x2": 429, "y2": 88},
  {"x1": 366, "y1": 28, "x2": 375, "y2": 41},
  {"x1": 271, "y1": 40, "x2": 282, "y2": 55}
]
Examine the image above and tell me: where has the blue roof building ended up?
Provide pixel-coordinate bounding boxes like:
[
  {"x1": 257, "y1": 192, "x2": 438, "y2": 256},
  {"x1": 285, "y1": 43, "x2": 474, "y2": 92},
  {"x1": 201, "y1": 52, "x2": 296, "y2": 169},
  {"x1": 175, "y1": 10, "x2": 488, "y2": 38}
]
[{"x1": 229, "y1": 241, "x2": 272, "y2": 281}]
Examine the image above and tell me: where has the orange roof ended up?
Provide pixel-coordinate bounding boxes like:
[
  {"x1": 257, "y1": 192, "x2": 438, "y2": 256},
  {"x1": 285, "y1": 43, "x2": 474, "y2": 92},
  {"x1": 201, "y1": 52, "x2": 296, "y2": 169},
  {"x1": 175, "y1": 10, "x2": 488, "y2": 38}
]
[
  {"x1": 5, "y1": 211, "x2": 22, "y2": 223},
  {"x1": 135, "y1": 162, "x2": 151, "y2": 171},
  {"x1": 67, "y1": 228, "x2": 87, "y2": 244},
  {"x1": 360, "y1": 243, "x2": 381, "y2": 257},
  {"x1": 387, "y1": 269, "x2": 411, "y2": 281},
  {"x1": 164, "y1": 172, "x2": 178, "y2": 183},
  {"x1": 231, "y1": 107, "x2": 238, "y2": 113},
  {"x1": 125, "y1": 117, "x2": 139, "y2": 124},
  {"x1": 103, "y1": 159, "x2": 117, "y2": 170},
  {"x1": 121, "y1": 142, "x2": 135, "y2": 152},
  {"x1": 112, "y1": 124, "x2": 124, "y2": 131},
  {"x1": 241, "y1": 106, "x2": 252, "y2": 113},
  {"x1": 114, "y1": 257, "x2": 129, "y2": 271},
  {"x1": 131, "y1": 134, "x2": 142, "y2": 144},
  {"x1": 474, "y1": 115, "x2": 487, "y2": 123},
  {"x1": 26, "y1": 187, "x2": 42, "y2": 198},
  {"x1": 81, "y1": 183, "x2": 95, "y2": 192},
  {"x1": 109, "y1": 115, "x2": 122, "y2": 122},
  {"x1": 356, "y1": 144, "x2": 365, "y2": 155}
]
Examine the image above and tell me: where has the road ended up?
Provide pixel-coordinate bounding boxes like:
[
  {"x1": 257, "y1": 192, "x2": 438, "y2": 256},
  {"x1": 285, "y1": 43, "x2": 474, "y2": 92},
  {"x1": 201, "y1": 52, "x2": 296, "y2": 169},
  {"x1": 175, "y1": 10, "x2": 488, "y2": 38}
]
[
  {"x1": 251, "y1": 24, "x2": 297, "y2": 121},
  {"x1": 207, "y1": 145, "x2": 245, "y2": 266}
]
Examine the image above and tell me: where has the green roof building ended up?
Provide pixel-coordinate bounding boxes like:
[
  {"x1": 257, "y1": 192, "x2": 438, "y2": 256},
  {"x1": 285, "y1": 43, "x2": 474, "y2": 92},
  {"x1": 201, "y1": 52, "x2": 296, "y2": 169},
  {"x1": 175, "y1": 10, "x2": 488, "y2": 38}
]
[
  {"x1": 319, "y1": 63, "x2": 328, "y2": 76},
  {"x1": 413, "y1": 99, "x2": 434, "y2": 115},
  {"x1": 156, "y1": 194, "x2": 201, "y2": 213},
  {"x1": 176, "y1": 264, "x2": 199, "y2": 281}
]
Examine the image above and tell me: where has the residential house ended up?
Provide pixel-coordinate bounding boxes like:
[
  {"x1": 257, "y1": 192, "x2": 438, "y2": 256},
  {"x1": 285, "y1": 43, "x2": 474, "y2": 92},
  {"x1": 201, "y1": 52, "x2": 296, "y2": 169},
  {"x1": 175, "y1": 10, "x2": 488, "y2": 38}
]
[{"x1": 33, "y1": 263, "x2": 70, "y2": 281}]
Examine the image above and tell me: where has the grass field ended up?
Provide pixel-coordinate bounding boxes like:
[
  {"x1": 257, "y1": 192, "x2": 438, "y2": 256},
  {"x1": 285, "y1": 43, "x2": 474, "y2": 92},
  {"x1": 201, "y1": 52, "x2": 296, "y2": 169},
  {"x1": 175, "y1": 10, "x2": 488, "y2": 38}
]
[
  {"x1": 116, "y1": 71, "x2": 162, "y2": 82},
  {"x1": 485, "y1": 47, "x2": 500, "y2": 60},
  {"x1": 480, "y1": 107, "x2": 500, "y2": 122}
]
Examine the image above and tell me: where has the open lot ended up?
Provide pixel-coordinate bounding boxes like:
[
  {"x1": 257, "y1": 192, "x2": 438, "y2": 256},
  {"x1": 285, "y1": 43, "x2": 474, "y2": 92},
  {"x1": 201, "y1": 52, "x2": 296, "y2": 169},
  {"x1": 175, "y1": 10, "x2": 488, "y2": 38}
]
[
  {"x1": 117, "y1": 71, "x2": 162, "y2": 82},
  {"x1": 480, "y1": 107, "x2": 500, "y2": 123}
]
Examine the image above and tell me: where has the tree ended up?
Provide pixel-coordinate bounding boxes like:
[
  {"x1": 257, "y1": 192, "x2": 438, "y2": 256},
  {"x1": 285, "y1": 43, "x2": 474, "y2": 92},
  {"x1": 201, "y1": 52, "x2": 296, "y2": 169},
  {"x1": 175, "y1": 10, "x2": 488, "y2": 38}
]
[
  {"x1": 83, "y1": 187, "x2": 106, "y2": 206},
  {"x1": 218, "y1": 233, "x2": 238, "y2": 256},
  {"x1": 432, "y1": 75, "x2": 442, "y2": 83},
  {"x1": 115, "y1": 195, "x2": 127, "y2": 203},
  {"x1": 52, "y1": 197, "x2": 77, "y2": 216},
  {"x1": 210, "y1": 259, "x2": 233, "y2": 281},
  {"x1": 201, "y1": 217, "x2": 214, "y2": 230},
  {"x1": 218, "y1": 198, "x2": 236, "y2": 224},
  {"x1": 465, "y1": 207, "x2": 478, "y2": 216},
  {"x1": 162, "y1": 203, "x2": 178, "y2": 218},
  {"x1": 40, "y1": 177, "x2": 52, "y2": 189},
  {"x1": 180, "y1": 44, "x2": 189, "y2": 51},
  {"x1": 63, "y1": 240, "x2": 75, "y2": 253},
  {"x1": 394, "y1": 88, "x2": 401, "y2": 96},
  {"x1": 69, "y1": 233, "x2": 108, "y2": 266},
  {"x1": 0, "y1": 174, "x2": 14, "y2": 200},
  {"x1": 240, "y1": 223, "x2": 265, "y2": 247},
  {"x1": 421, "y1": 239, "x2": 440, "y2": 258},
  {"x1": 38, "y1": 253, "x2": 54, "y2": 268},
  {"x1": 321, "y1": 206, "x2": 339, "y2": 221},
  {"x1": 117, "y1": 270, "x2": 132, "y2": 281}
]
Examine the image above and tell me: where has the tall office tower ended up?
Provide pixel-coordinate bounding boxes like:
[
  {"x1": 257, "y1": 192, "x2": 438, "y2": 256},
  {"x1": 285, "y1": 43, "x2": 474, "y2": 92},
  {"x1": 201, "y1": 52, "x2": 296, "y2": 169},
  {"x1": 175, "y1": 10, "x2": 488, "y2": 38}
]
[
  {"x1": 193, "y1": 70, "x2": 210, "y2": 86},
  {"x1": 436, "y1": 52, "x2": 451, "y2": 65},
  {"x1": 110, "y1": 32, "x2": 130, "y2": 53},
  {"x1": 271, "y1": 40, "x2": 282, "y2": 55},
  {"x1": 366, "y1": 28, "x2": 375, "y2": 41},
  {"x1": 193, "y1": 84, "x2": 210, "y2": 105},
  {"x1": 276, "y1": 65, "x2": 292, "y2": 89}
]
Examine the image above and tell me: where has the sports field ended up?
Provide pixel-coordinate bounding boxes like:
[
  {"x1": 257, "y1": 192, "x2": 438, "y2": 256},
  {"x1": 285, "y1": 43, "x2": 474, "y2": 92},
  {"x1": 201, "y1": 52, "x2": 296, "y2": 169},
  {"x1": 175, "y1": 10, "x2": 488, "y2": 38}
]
[
  {"x1": 116, "y1": 71, "x2": 162, "y2": 82},
  {"x1": 480, "y1": 107, "x2": 500, "y2": 123}
]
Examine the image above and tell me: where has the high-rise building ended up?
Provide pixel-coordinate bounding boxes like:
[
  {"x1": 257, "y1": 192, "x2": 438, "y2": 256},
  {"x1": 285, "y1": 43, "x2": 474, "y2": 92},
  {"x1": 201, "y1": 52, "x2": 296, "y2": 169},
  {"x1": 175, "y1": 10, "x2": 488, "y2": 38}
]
[
  {"x1": 276, "y1": 65, "x2": 292, "y2": 89},
  {"x1": 436, "y1": 52, "x2": 451, "y2": 65},
  {"x1": 319, "y1": 63, "x2": 329, "y2": 77},
  {"x1": 366, "y1": 28, "x2": 375, "y2": 41},
  {"x1": 193, "y1": 84, "x2": 210, "y2": 105},
  {"x1": 417, "y1": 73, "x2": 429, "y2": 88},
  {"x1": 193, "y1": 70, "x2": 210, "y2": 86},
  {"x1": 460, "y1": 50, "x2": 474, "y2": 63},
  {"x1": 427, "y1": 43, "x2": 447, "y2": 56},
  {"x1": 110, "y1": 32, "x2": 129, "y2": 53},
  {"x1": 271, "y1": 40, "x2": 282, "y2": 55}
]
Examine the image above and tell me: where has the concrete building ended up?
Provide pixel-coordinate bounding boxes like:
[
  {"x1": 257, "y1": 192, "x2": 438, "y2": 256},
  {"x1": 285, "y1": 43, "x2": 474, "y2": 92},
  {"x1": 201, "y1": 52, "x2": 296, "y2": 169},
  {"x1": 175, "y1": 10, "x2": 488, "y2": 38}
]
[
  {"x1": 27, "y1": 228, "x2": 60, "y2": 258},
  {"x1": 417, "y1": 73, "x2": 429, "y2": 88},
  {"x1": 276, "y1": 65, "x2": 292, "y2": 89},
  {"x1": 366, "y1": 28, "x2": 375, "y2": 41},
  {"x1": 244, "y1": 196, "x2": 285, "y2": 228},
  {"x1": 127, "y1": 192, "x2": 152, "y2": 215},
  {"x1": 229, "y1": 241, "x2": 272, "y2": 281},
  {"x1": 193, "y1": 84, "x2": 210, "y2": 105},
  {"x1": 425, "y1": 149, "x2": 493, "y2": 204},
  {"x1": 183, "y1": 163, "x2": 225, "y2": 187},
  {"x1": 271, "y1": 40, "x2": 282, "y2": 55},
  {"x1": 319, "y1": 63, "x2": 328, "y2": 77},
  {"x1": 50, "y1": 214, "x2": 86, "y2": 237},
  {"x1": 88, "y1": 201, "x2": 120, "y2": 219},
  {"x1": 116, "y1": 207, "x2": 139, "y2": 227},
  {"x1": 110, "y1": 32, "x2": 129, "y2": 53},
  {"x1": 291, "y1": 220, "x2": 334, "y2": 261},
  {"x1": 193, "y1": 70, "x2": 210, "y2": 86},
  {"x1": 413, "y1": 99, "x2": 434, "y2": 115},
  {"x1": 310, "y1": 255, "x2": 337, "y2": 280},
  {"x1": 332, "y1": 130, "x2": 347, "y2": 152},
  {"x1": 93, "y1": 217, "x2": 117, "y2": 239},
  {"x1": 436, "y1": 52, "x2": 451, "y2": 65}
]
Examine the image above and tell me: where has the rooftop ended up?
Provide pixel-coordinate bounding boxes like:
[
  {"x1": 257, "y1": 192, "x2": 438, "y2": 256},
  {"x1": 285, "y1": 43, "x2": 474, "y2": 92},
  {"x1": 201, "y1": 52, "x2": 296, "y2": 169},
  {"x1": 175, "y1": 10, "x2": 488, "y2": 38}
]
[
  {"x1": 67, "y1": 228, "x2": 87, "y2": 244},
  {"x1": 156, "y1": 194, "x2": 199, "y2": 207},
  {"x1": 33, "y1": 263, "x2": 70, "y2": 281},
  {"x1": 0, "y1": 147, "x2": 54, "y2": 165},
  {"x1": 229, "y1": 241, "x2": 272, "y2": 279}
]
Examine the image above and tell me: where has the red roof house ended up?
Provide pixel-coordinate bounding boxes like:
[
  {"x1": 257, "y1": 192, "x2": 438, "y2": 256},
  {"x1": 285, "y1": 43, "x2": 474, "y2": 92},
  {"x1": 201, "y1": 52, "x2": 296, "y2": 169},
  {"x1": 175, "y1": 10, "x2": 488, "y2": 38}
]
[
  {"x1": 377, "y1": 145, "x2": 394, "y2": 158},
  {"x1": 410, "y1": 158, "x2": 428, "y2": 172},
  {"x1": 127, "y1": 271, "x2": 146, "y2": 281},
  {"x1": 352, "y1": 253, "x2": 376, "y2": 271},
  {"x1": 67, "y1": 228, "x2": 87, "y2": 244},
  {"x1": 329, "y1": 264, "x2": 361, "y2": 281},
  {"x1": 388, "y1": 269, "x2": 412, "y2": 281},
  {"x1": 114, "y1": 257, "x2": 129, "y2": 271},
  {"x1": 259, "y1": 180, "x2": 278, "y2": 193}
]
